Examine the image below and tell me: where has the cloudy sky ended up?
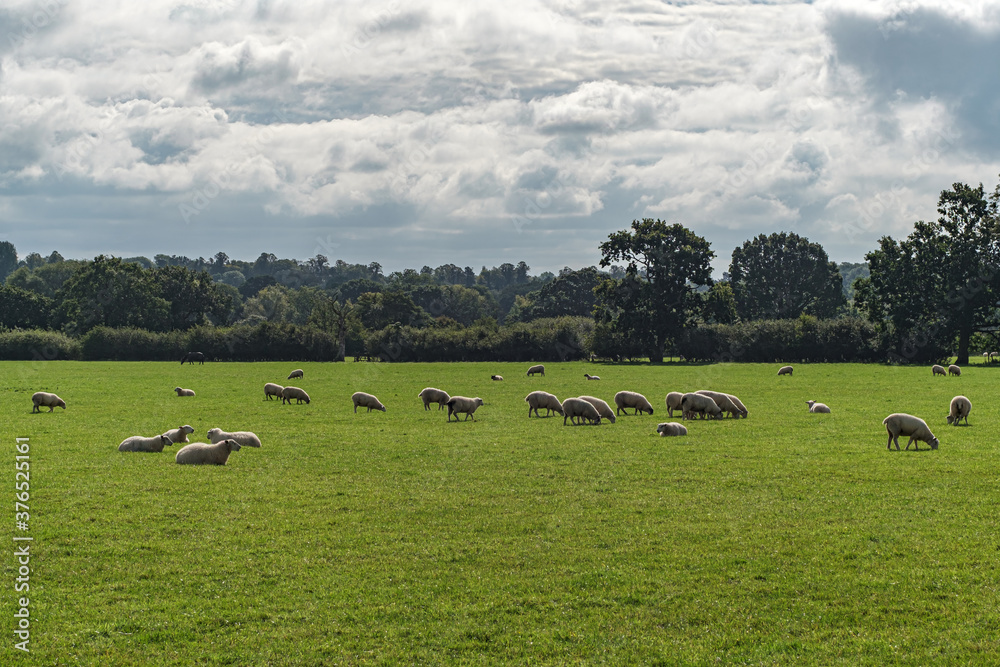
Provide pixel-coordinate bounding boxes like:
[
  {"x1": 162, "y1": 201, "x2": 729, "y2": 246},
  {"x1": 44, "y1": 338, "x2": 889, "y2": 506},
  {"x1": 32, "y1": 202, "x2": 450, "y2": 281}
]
[{"x1": 2, "y1": 0, "x2": 1000, "y2": 276}]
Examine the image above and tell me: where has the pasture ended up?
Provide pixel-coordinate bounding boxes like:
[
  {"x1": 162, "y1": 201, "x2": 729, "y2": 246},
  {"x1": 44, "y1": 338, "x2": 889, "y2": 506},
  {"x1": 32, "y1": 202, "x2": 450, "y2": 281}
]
[{"x1": 2, "y1": 359, "x2": 999, "y2": 665}]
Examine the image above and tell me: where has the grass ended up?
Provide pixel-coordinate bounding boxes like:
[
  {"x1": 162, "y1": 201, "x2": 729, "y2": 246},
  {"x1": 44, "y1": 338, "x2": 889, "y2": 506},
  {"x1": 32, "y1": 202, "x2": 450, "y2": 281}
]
[{"x1": 2, "y1": 359, "x2": 999, "y2": 665}]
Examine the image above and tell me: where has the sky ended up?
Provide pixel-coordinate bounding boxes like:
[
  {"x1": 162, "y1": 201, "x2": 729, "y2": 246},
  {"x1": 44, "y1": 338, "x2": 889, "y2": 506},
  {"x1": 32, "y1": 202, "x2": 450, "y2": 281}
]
[{"x1": 2, "y1": 0, "x2": 1000, "y2": 277}]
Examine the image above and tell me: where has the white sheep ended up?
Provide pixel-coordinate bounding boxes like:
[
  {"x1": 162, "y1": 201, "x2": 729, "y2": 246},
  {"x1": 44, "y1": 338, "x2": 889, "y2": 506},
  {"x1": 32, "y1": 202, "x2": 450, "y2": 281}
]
[
  {"x1": 665, "y1": 392, "x2": 684, "y2": 418},
  {"x1": 287, "y1": 369, "x2": 304, "y2": 380},
  {"x1": 525, "y1": 391, "x2": 563, "y2": 417},
  {"x1": 883, "y1": 413, "x2": 939, "y2": 451},
  {"x1": 931, "y1": 364, "x2": 946, "y2": 376},
  {"x1": 281, "y1": 386, "x2": 310, "y2": 404},
  {"x1": 264, "y1": 383, "x2": 284, "y2": 401},
  {"x1": 118, "y1": 434, "x2": 173, "y2": 452},
  {"x1": 680, "y1": 393, "x2": 723, "y2": 420},
  {"x1": 656, "y1": 422, "x2": 688, "y2": 437},
  {"x1": 561, "y1": 397, "x2": 601, "y2": 425},
  {"x1": 694, "y1": 390, "x2": 742, "y2": 418},
  {"x1": 163, "y1": 425, "x2": 195, "y2": 444},
  {"x1": 806, "y1": 400, "x2": 831, "y2": 413},
  {"x1": 418, "y1": 387, "x2": 451, "y2": 411},
  {"x1": 578, "y1": 395, "x2": 616, "y2": 424},
  {"x1": 207, "y1": 428, "x2": 262, "y2": 448},
  {"x1": 584, "y1": 374, "x2": 600, "y2": 380},
  {"x1": 446, "y1": 396, "x2": 484, "y2": 422},
  {"x1": 174, "y1": 387, "x2": 195, "y2": 397},
  {"x1": 948, "y1": 364, "x2": 961, "y2": 376},
  {"x1": 352, "y1": 391, "x2": 386, "y2": 413},
  {"x1": 947, "y1": 395, "x2": 971, "y2": 426},
  {"x1": 491, "y1": 375, "x2": 504, "y2": 381},
  {"x1": 175, "y1": 439, "x2": 242, "y2": 465},
  {"x1": 777, "y1": 365, "x2": 793, "y2": 376},
  {"x1": 726, "y1": 394, "x2": 749, "y2": 419},
  {"x1": 31, "y1": 391, "x2": 65, "y2": 413},
  {"x1": 526, "y1": 364, "x2": 545, "y2": 377},
  {"x1": 614, "y1": 391, "x2": 654, "y2": 416}
]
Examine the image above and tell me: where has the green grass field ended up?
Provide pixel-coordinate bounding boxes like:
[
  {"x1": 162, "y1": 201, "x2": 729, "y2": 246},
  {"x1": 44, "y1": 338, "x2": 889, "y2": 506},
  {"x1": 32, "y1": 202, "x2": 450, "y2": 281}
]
[{"x1": 2, "y1": 359, "x2": 999, "y2": 665}]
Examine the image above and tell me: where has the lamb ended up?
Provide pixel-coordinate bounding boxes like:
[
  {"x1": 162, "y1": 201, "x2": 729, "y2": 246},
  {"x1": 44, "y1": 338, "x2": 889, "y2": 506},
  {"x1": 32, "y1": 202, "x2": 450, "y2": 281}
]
[
  {"x1": 561, "y1": 397, "x2": 602, "y2": 425},
  {"x1": 526, "y1": 364, "x2": 545, "y2": 377},
  {"x1": 180, "y1": 351, "x2": 205, "y2": 365},
  {"x1": 584, "y1": 374, "x2": 600, "y2": 380},
  {"x1": 777, "y1": 365, "x2": 793, "y2": 376},
  {"x1": 174, "y1": 387, "x2": 195, "y2": 397},
  {"x1": 118, "y1": 434, "x2": 173, "y2": 452},
  {"x1": 726, "y1": 393, "x2": 749, "y2": 419},
  {"x1": 806, "y1": 400, "x2": 831, "y2": 413},
  {"x1": 175, "y1": 439, "x2": 241, "y2": 465},
  {"x1": 264, "y1": 383, "x2": 284, "y2": 401},
  {"x1": 578, "y1": 395, "x2": 616, "y2": 424},
  {"x1": 614, "y1": 391, "x2": 654, "y2": 416},
  {"x1": 31, "y1": 391, "x2": 66, "y2": 413},
  {"x1": 287, "y1": 369, "x2": 304, "y2": 380},
  {"x1": 932, "y1": 364, "x2": 946, "y2": 376},
  {"x1": 446, "y1": 396, "x2": 484, "y2": 422},
  {"x1": 491, "y1": 375, "x2": 503, "y2": 381},
  {"x1": 948, "y1": 364, "x2": 961, "y2": 376},
  {"x1": 208, "y1": 427, "x2": 262, "y2": 448},
  {"x1": 680, "y1": 392, "x2": 723, "y2": 420},
  {"x1": 694, "y1": 390, "x2": 742, "y2": 418},
  {"x1": 947, "y1": 395, "x2": 971, "y2": 426},
  {"x1": 352, "y1": 392, "x2": 386, "y2": 413},
  {"x1": 656, "y1": 422, "x2": 688, "y2": 437},
  {"x1": 883, "y1": 413, "x2": 939, "y2": 450},
  {"x1": 418, "y1": 387, "x2": 451, "y2": 411},
  {"x1": 665, "y1": 392, "x2": 684, "y2": 418},
  {"x1": 281, "y1": 386, "x2": 310, "y2": 404},
  {"x1": 525, "y1": 391, "x2": 563, "y2": 418},
  {"x1": 163, "y1": 425, "x2": 195, "y2": 444}
]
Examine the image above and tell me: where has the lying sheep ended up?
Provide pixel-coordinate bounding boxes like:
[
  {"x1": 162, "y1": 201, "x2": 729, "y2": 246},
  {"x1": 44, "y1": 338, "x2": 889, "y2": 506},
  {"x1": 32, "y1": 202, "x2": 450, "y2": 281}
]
[
  {"x1": 208, "y1": 427, "x2": 262, "y2": 448},
  {"x1": 806, "y1": 400, "x2": 831, "y2": 413},
  {"x1": 352, "y1": 391, "x2": 386, "y2": 413},
  {"x1": 287, "y1": 369, "x2": 304, "y2": 380},
  {"x1": 164, "y1": 425, "x2": 195, "y2": 444},
  {"x1": 525, "y1": 391, "x2": 563, "y2": 418},
  {"x1": 726, "y1": 394, "x2": 749, "y2": 419},
  {"x1": 281, "y1": 386, "x2": 310, "y2": 404},
  {"x1": 174, "y1": 387, "x2": 195, "y2": 397},
  {"x1": 932, "y1": 364, "x2": 946, "y2": 376},
  {"x1": 31, "y1": 391, "x2": 66, "y2": 413},
  {"x1": 665, "y1": 392, "x2": 684, "y2": 418},
  {"x1": 614, "y1": 391, "x2": 654, "y2": 416},
  {"x1": 694, "y1": 390, "x2": 742, "y2": 418},
  {"x1": 948, "y1": 364, "x2": 961, "y2": 376},
  {"x1": 656, "y1": 422, "x2": 688, "y2": 437},
  {"x1": 175, "y1": 439, "x2": 241, "y2": 465},
  {"x1": 118, "y1": 434, "x2": 173, "y2": 452},
  {"x1": 491, "y1": 375, "x2": 503, "y2": 381},
  {"x1": 777, "y1": 365, "x2": 793, "y2": 376},
  {"x1": 418, "y1": 387, "x2": 451, "y2": 411},
  {"x1": 578, "y1": 395, "x2": 616, "y2": 424},
  {"x1": 883, "y1": 413, "x2": 939, "y2": 451},
  {"x1": 526, "y1": 364, "x2": 545, "y2": 377},
  {"x1": 264, "y1": 383, "x2": 284, "y2": 401},
  {"x1": 584, "y1": 374, "x2": 600, "y2": 380},
  {"x1": 446, "y1": 396, "x2": 484, "y2": 422},
  {"x1": 680, "y1": 392, "x2": 723, "y2": 420},
  {"x1": 561, "y1": 397, "x2": 601, "y2": 425},
  {"x1": 947, "y1": 395, "x2": 971, "y2": 425}
]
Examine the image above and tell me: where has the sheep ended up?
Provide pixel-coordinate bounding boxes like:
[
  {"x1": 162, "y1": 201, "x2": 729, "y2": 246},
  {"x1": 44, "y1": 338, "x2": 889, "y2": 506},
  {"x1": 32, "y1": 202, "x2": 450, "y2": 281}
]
[
  {"x1": 694, "y1": 390, "x2": 743, "y2": 418},
  {"x1": 578, "y1": 395, "x2": 616, "y2": 424},
  {"x1": 614, "y1": 391, "x2": 654, "y2": 416},
  {"x1": 665, "y1": 392, "x2": 684, "y2": 418},
  {"x1": 118, "y1": 434, "x2": 173, "y2": 452},
  {"x1": 584, "y1": 374, "x2": 600, "y2": 380},
  {"x1": 446, "y1": 396, "x2": 484, "y2": 422},
  {"x1": 777, "y1": 365, "x2": 793, "y2": 376},
  {"x1": 264, "y1": 383, "x2": 284, "y2": 401},
  {"x1": 287, "y1": 369, "x2": 304, "y2": 380},
  {"x1": 948, "y1": 364, "x2": 961, "y2": 376},
  {"x1": 281, "y1": 386, "x2": 310, "y2": 404},
  {"x1": 352, "y1": 391, "x2": 386, "y2": 413},
  {"x1": 175, "y1": 439, "x2": 241, "y2": 465},
  {"x1": 561, "y1": 397, "x2": 602, "y2": 425},
  {"x1": 491, "y1": 375, "x2": 504, "y2": 381},
  {"x1": 31, "y1": 391, "x2": 66, "y2": 413},
  {"x1": 208, "y1": 427, "x2": 262, "y2": 448},
  {"x1": 656, "y1": 422, "x2": 688, "y2": 437},
  {"x1": 883, "y1": 413, "x2": 939, "y2": 451},
  {"x1": 806, "y1": 400, "x2": 831, "y2": 413},
  {"x1": 525, "y1": 391, "x2": 563, "y2": 418},
  {"x1": 932, "y1": 364, "x2": 946, "y2": 376},
  {"x1": 526, "y1": 364, "x2": 545, "y2": 377},
  {"x1": 163, "y1": 425, "x2": 195, "y2": 444},
  {"x1": 947, "y1": 395, "x2": 971, "y2": 426},
  {"x1": 680, "y1": 392, "x2": 723, "y2": 420},
  {"x1": 174, "y1": 387, "x2": 195, "y2": 397},
  {"x1": 418, "y1": 387, "x2": 451, "y2": 411},
  {"x1": 726, "y1": 393, "x2": 749, "y2": 419},
  {"x1": 180, "y1": 351, "x2": 205, "y2": 365}
]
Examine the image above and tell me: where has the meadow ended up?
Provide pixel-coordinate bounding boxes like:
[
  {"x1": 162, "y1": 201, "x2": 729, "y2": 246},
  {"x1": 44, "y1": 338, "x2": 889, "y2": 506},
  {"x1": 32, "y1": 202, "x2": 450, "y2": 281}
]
[{"x1": 2, "y1": 359, "x2": 999, "y2": 665}]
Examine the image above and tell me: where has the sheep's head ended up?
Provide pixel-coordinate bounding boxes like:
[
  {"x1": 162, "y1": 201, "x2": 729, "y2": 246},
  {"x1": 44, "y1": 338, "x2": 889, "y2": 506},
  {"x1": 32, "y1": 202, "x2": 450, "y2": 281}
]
[
  {"x1": 225, "y1": 439, "x2": 242, "y2": 452},
  {"x1": 930, "y1": 437, "x2": 939, "y2": 450},
  {"x1": 207, "y1": 428, "x2": 222, "y2": 440},
  {"x1": 56, "y1": 398, "x2": 66, "y2": 409},
  {"x1": 159, "y1": 435, "x2": 173, "y2": 447}
]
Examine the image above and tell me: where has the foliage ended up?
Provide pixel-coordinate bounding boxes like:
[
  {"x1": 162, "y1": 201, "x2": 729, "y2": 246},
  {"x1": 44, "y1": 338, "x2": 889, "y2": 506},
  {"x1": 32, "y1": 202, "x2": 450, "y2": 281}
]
[
  {"x1": 0, "y1": 240, "x2": 17, "y2": 281},
  {"x1": 517, "y1": 267, "x2": 603, "y2": 321},
  {"x1": 0, "y1": 328, "x2": 80, "y2": 360},
  {"x1": 0, "y1": 285, "x2": 54, "y2": 329}
]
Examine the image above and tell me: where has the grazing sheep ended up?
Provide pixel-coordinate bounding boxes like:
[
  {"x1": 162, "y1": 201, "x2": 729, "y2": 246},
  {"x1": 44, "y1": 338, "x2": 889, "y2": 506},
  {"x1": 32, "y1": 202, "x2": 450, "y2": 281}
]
[
  {"x1": 948, "y1": 364, "x2": 961, "y2": 376},
  {"x1": 352, "y1": 391, "x2": 386, "y2": 413},
  {"x1": 694, "y1": 390, "x2": 743, "y2": 418},
  {"x1": 31, "y1": 391, "x2": 66, "y2": 413},
  {"x1": 491, "y1": 375, "x2": 504, "y2": 381},
  {"x1": 180, "y1": 351, "x2": 205, "y2": 365},
  {"x1": 287, "y1": 369, "x2": 304, "y2": 380},
  {"x1": 584, "y1": 374, "x2": 600, "y2": 380},
  {"x1": 992, "y1": 352, "x2": 999, "y2": 362},
  {"x1": 578, "y1": 395, "x2": 616, "y2": 424},
  {"x1": 656, "y1": 422, "x2": 688, "y2": 437},
  {"x1": 446, "y1": 396, "x2": 484, "y2": 422},
  {"x1": 175, "y1": 439, "x2": 241, "y2": 465},
  {"x1": 561, "y1": 397, "x2": 602, "y2": 425},
  {"x1": 163, "y1": 425, "x2": 195, "y2": 444},
  {"x1": 947, "y1": 395, "x2": 972, "y2": 426},
  {"x1": 883, "y1": 413, "x2": 939, "y2": 450},
  {"x1": 418, "y1": 387, "x2": 451, "y2": 411},
  {"x1": 932, "y1": 364, "x2": 946, "y2": 376},
  {"x1": 118, "y1": 434, "x2": 173, "y2": 452},
  {"x1": 665, "y1": 392, "x2": 684, "y2": 418},
  {"x1": 777, "y1": 365, "x2": 793, "y2": 376},
  {"x1": 526, "y1": 364, "x2": 545, "y2": 377},
  {"x1": 264, "y1": 383, "x2": 284, "y2": 401},
  {"x1": 174, "y1": 387, "x2": 195, "y2": 397},
  {"x1": 614, "y1": 391, "x2": 654, "y2": 416},
  {"x1": 680, "y1": 392, "x2": 723, "y2": 420},
  {"x1": 806, "y1": 400, "x2": 831, "y2": 413},
  {"x1": 208, "y1": 427, "x2": 262, "y2": 448},
  {"x1": 281, "y1": 386, "x2": 310, "y2": 404},
  {"x1": 525, "y1": 391, "x2": 564, "y2": 418},
  {"x1": 726, "y1": 394, "x2": 749, "y2": 419}
]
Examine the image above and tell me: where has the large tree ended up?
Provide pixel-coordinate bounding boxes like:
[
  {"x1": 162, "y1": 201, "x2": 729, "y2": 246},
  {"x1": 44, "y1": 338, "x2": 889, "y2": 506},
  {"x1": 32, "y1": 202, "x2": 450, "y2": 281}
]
[
  {"x1": 0, "y1": 241, "x2": 17, "y2": 281},
  {"x1": 53, "y1": 256, "x2": 171, "y2": 333},
  {"x1": 728, "y1": 232, "x2": 845, "y2": 321},
  {"x1": 597, "y1": 219, "x2": 714, "y2": 362}
]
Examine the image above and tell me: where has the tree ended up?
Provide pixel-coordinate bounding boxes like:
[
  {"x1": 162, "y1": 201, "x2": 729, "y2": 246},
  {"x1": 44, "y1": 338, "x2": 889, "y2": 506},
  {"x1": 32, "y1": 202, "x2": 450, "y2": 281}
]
[
  {"x1": 596, "y1": 219, "x2": 714, "y2": 362},
  {"x1": 520, "y1": 267, "x2": 603, "y2": 320},
  {"x1": 728, "y1": 232, "x2": 845, "y2": 321},
  {"x1": 354, "y1": 289, "x2": 424, "y2": 330},
  {"x1": 153, "y1": 265, "x2": 224, "y2": 328},
  {"x1": 703, "y1": 281, "x2": 738, "y2": 324},
  {"x1": 310, "y1": 296, "x2": 354, "y2": 361},
  {"x1": 0, "y1": 285, "x2": 53, "y2": 329},
  {"x1": 0, "y1": 241, "x2": 17, "y2": 281},
  {"x1": 53, "y1": 256, "x2": 170, "y2": 333}
]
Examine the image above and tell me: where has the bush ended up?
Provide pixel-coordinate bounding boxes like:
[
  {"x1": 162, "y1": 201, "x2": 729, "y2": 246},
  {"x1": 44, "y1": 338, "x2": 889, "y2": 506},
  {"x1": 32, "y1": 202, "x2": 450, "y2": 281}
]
[{"x1": 0, "y1": 329, "x2": 81, "y2": 360}]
